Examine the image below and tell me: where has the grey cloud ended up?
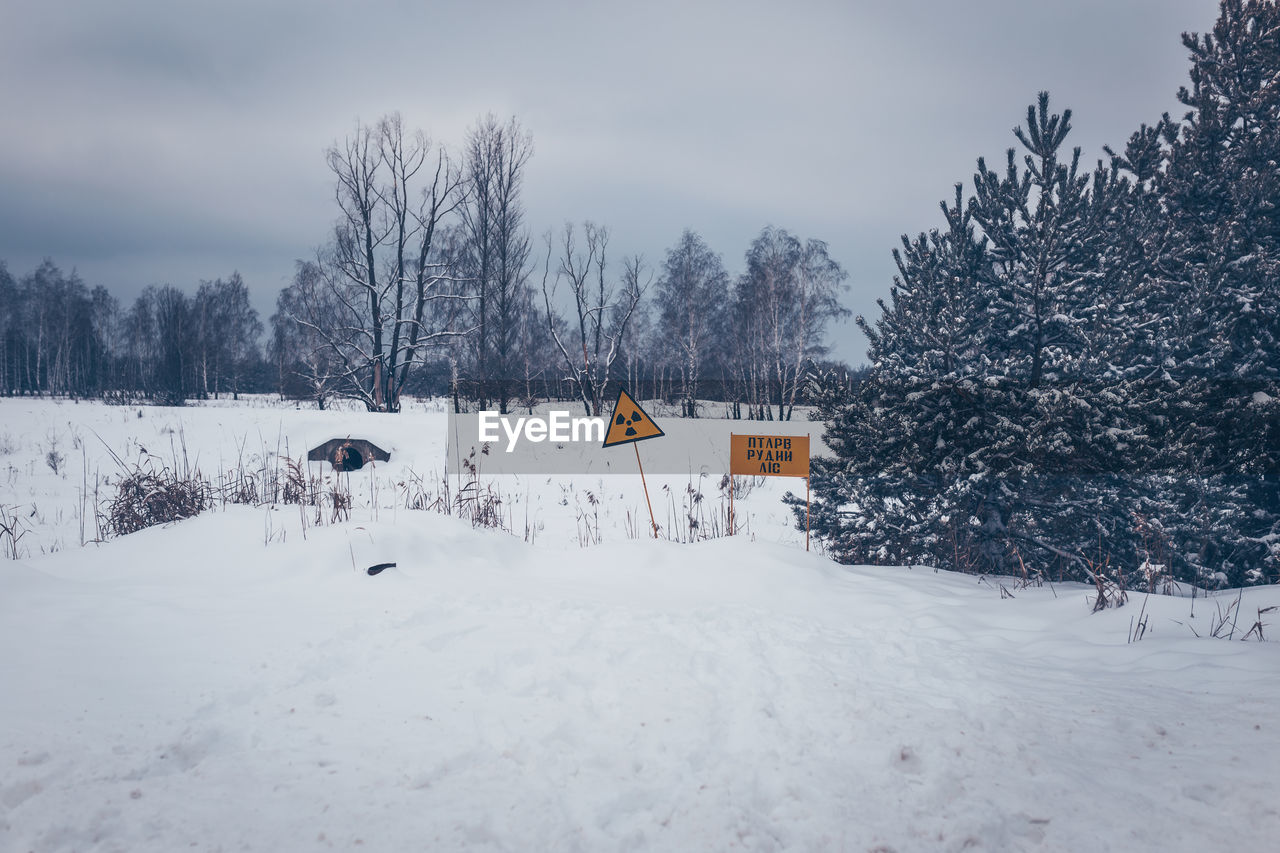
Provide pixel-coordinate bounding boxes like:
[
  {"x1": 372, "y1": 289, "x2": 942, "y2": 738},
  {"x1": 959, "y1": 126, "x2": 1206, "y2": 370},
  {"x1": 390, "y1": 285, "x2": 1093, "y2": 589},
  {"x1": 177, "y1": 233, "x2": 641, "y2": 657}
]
[{"x1": 0, "y1": 0, "x2": 1222, "y2": 363}]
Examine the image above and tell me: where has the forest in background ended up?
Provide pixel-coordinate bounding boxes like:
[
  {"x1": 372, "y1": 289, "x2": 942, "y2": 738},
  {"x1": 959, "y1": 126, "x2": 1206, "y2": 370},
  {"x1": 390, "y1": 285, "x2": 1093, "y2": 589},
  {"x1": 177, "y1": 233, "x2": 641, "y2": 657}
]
[{"x1": 0, "y1": 113, "x2": 855, "y2": 420}]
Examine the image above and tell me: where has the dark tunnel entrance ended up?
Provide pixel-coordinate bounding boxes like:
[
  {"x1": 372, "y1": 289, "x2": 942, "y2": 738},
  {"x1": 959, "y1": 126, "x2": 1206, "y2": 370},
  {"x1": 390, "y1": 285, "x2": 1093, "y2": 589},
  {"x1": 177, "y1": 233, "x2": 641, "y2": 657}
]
[{"x1": 334, "y1": 445, "x2": 364, "y2": 471}]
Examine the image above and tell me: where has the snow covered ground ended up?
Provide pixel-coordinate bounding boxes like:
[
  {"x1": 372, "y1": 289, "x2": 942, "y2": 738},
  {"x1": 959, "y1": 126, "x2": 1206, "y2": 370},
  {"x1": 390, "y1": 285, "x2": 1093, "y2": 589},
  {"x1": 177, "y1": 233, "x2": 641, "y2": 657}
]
[
  {"x1": 0, "y1": 396, "x2": 808, "y2": 556},
  {"x1": 2, "y1": 397, "x2": 1278, "y2": 852}
]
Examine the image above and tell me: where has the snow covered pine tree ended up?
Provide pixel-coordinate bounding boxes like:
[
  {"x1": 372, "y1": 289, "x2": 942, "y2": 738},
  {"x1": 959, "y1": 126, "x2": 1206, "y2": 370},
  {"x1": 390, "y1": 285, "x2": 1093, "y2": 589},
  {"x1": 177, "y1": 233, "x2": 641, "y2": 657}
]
[
  {"x1": 1140, "y1": 0, "x2": 1280, "y2": 586},
  {"x1": 803, "y1": 1, "x2": 1280, "y2": 589}
]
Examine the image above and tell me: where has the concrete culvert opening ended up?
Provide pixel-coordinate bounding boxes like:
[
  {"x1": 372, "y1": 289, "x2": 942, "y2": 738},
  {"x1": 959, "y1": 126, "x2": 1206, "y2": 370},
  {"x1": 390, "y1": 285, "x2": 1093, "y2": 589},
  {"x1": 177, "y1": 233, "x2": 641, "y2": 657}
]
[{"x1": 307, "y1": 438, "x2": 390, "y2": 471}]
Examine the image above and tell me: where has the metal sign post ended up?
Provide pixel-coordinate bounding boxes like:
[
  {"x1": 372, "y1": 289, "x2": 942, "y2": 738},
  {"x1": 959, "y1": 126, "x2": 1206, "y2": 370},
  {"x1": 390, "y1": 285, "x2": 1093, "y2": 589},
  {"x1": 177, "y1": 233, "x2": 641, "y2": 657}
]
[{"x1": 602, "y1": 388, "x2": 666, "y2": 539}]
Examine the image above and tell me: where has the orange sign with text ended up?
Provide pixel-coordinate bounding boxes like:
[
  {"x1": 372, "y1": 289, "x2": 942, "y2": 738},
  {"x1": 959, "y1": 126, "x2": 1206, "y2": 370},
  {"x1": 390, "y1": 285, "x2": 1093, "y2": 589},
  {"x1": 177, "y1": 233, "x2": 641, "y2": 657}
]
[{"x1": 730, "y1": 433, "x2": 810, "y2": 478}]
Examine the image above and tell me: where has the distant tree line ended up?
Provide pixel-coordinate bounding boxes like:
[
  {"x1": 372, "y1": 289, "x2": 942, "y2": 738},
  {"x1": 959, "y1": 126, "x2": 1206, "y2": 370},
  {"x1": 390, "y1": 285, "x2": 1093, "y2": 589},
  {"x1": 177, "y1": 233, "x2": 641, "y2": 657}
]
[
  {"x1": 0, "y1": 263, "x2": 264, "y2": 404},
  {"x1": 269, "y1": 112, "x2": 855, "y2": 416},
  {"x1": 1, "y1": 112, "x2": 855, "y2": 413},
  {"x1": 800, "y1": 0, "x2": 1280, "y2": 589}
]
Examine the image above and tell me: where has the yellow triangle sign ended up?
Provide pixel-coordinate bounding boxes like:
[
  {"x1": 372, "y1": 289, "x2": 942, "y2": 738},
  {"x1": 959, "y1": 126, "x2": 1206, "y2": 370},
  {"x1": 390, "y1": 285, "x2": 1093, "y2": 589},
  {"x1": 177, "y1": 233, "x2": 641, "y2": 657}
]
[{"x1": 602, "y1": 389, "x2": 665, "y2": 448}]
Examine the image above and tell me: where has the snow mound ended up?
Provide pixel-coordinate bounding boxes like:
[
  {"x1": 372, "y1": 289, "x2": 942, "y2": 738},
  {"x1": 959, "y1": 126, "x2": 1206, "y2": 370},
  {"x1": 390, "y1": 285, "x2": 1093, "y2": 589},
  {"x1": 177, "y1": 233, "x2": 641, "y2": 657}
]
[{"x1": 3, "y1": 510, "x2": 1278, "y2": 851}]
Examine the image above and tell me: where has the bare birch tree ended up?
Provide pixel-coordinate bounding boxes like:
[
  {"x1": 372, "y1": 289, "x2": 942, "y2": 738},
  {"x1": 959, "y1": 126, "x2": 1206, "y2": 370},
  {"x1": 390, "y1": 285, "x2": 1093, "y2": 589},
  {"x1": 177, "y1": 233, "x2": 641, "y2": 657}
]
[
  {"x1": 736, "y1": 227, "x2": 848, "y2": 420},
  {"x1": 655, "y1": 230, "x2": 730, "y2": 417},
  {"x1": 540, "y1": 222, "x2": 645, "y2": 416}
]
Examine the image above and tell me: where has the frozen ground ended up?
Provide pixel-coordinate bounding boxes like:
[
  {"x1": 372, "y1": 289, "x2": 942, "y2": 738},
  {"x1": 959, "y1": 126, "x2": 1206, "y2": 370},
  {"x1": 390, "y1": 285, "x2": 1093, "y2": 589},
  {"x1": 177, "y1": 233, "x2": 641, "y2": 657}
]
[{"x1": 1, "y1": 397, "x2": 1278, "y2": 852}]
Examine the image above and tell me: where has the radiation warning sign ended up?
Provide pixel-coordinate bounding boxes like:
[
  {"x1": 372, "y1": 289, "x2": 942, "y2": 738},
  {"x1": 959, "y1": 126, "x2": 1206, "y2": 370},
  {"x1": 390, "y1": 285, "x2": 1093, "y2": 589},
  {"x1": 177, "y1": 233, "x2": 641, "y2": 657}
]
[
  {"x1": 730, "y1": 433, "x2": 810, "y2": 478},
  {"x1": 602, "y1": 389, "x2": 665, "y2": 448}
]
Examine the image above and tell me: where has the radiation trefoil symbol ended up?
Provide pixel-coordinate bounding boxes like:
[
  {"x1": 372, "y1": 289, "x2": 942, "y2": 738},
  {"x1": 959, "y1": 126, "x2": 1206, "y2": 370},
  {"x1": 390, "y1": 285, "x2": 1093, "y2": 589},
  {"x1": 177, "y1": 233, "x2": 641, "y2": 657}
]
[
  {"x1": 616, "y1": 408, "x2": 645, "y2": 436},
  {"x1": 601, "y1": 389, "x2": 665, "y2": 448}
]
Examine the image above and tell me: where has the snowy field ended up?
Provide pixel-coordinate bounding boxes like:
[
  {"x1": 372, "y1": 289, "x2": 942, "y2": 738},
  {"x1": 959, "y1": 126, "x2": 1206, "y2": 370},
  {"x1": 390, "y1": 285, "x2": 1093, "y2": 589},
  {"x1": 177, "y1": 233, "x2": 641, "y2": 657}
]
[{"x1": 2, "y1": 397, "x2": 1278, "y2": 852}]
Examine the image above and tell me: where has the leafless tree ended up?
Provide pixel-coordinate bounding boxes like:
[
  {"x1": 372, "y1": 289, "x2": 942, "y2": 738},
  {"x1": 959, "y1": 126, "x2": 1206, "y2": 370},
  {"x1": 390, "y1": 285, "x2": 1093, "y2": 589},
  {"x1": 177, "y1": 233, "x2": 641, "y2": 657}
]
[
  {"x1": 272, "y1": 262, "x2": 340, "y2": 408},
  {"x1": 540, "y1": 222, "x2": 644, "y2": 416},
  {"x1": 286, "y1": 113, "x2": 465, "y2": 412},
  {"x1": 735, "y1": 228, "x2": 848, "y2": 420},
  {"x1": 458, "y1": 114, "x2": 534, "y2": 413},
  {"x1": 784, "y1": 239, "x2": 849, "y2": 418},
  {"x1": 194, "y1": 273, "x2": 261, "y2": 400},
  {"x1": 655, "y1": 230, "x2": 730, "y2": 417}
]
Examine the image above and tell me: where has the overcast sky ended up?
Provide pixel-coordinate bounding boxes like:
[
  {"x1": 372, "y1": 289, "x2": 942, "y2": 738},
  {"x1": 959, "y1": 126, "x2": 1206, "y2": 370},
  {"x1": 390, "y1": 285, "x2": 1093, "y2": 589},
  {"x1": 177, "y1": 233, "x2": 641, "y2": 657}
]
[{"x1": 0, "y1": 0, "x2": 1221, "y2": 364}]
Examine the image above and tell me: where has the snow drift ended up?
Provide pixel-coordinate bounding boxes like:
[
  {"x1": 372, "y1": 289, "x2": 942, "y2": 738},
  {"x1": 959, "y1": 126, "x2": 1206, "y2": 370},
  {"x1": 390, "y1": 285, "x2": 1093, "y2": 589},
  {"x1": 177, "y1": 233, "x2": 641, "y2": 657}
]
[{"x1": 3, "y1": 504, "x2": 1278, "y2": 852}]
